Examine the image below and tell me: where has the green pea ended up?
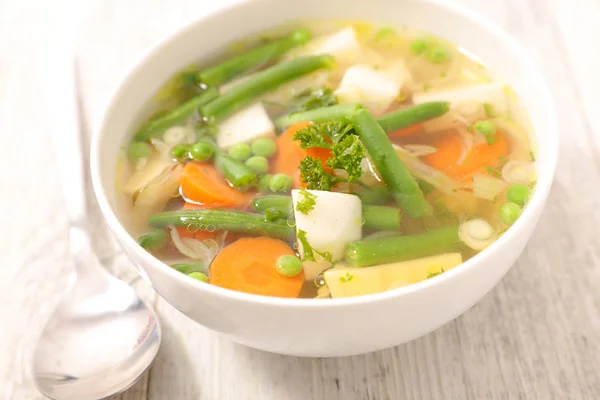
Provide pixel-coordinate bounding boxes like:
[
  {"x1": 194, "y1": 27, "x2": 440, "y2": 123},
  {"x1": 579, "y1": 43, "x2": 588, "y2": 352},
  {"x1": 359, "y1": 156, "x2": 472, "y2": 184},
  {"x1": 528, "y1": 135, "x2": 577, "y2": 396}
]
[
  {"x1": 228, "y1": 143, "x2": 252, "y2": 161},
  {"x1": 276, "y1": 255, "x2": 303, "y2": 277},
  {"x1": 259, "y1": 174, "x2": 273, "y2": 193},
  {"x1": 410, "y1": 38, "x2": 430, "y2": 55},
  {"x1": 251, "y1": 138, "x2": 277, "y2": 157},
  {"x1": 499, "y1": 202, "x2": 522, "y2": 225},
  {"x1": 291, "y1": 28, "x2": 311, "y2": 44},
  {"x1": 188, "y1": 271, "x2": 209, "y2": 282},
  {"x1": 474, "y1": 120, "x2": 498, "y2": 144},
  {"x1": 190, "y1": 141, "x2": 214, "y2": 161},
  {"x1": 171, "y1": 144, "x2": 189, "y2": 160},
  {"x1": 138, "y1": 229, "x2": 166, "y2": 250},
  {"x1": 245, "y1": 156, "x2": 270, "y2": 174},
  {"x1": 127, "y1": 142, "x2": 151, "y2": 162},
  {"x1": 506, "y1": 184, "x2": 530, "y2": 205},
  {"x1": 269, "y1": 173, "x2": 293, "y2": 193},
  {"x1": 426, "y1": 45, "x2": 449, "y2": 64},
  {"x1": 173, "y1": 263, "x2": 205, "y2": 274}
]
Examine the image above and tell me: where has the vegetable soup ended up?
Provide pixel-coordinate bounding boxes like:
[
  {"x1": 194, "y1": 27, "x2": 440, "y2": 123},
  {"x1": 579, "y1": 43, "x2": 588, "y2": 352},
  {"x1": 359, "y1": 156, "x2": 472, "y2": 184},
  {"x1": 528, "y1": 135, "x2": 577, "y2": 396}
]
[{"x1": 118, "y1": 22, "x2": 536, "y2": 299}]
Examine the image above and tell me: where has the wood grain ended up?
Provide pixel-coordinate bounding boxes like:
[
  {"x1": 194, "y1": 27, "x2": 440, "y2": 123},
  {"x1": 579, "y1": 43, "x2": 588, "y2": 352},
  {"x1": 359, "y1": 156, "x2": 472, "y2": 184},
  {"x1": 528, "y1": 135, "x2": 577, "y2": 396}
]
[{"x1": 1, "y1": 0, "x2": 599, "y2": 399}]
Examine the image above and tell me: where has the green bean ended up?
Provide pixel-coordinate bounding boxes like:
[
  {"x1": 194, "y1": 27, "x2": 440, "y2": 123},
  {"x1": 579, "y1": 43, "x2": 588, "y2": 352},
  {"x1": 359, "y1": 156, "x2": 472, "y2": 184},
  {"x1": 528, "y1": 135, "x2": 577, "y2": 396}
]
[
  {"x1": 148, "y1": 209, "x2": 294, "y2": 241},
  {"x1": 214, "y1": 152, "x2": 257, "y2": 191},
  {"x1": 252, "y1": 195, "x2": 401, "y2": 230},
  {"x1": 197, "y1": 29, "x2": 311, "y2": 87},
  {"x1": 275, "y1": 103, "x2": 362, "y2": 130},
  {"x1": 172, "y1": 263, "x2": 207, "y2": 274},
  {"x1": 202, "y1": 55, "x2": 335, "y2": 124},
  {"x1": 362, "y1": 205, "x2": 402, "y2": 231},
  {"x1": 352, "y1": 109, "x2": 432, "y2": 218},
  {"x1": 138, "y1": 229, "x2": 166, "y2": 250},
  {"x1": 344, "y1": 225, "x2": 460, "y2": 267},
  {"x1": 133, "y1": 88, "x2": 218, "y2": 142},
  {"x1": 377, "y1": 102, "x2": 450, "y2": 133},
  {"x1": 355, "y1": 186, "x2": 393, "y2": 205}
]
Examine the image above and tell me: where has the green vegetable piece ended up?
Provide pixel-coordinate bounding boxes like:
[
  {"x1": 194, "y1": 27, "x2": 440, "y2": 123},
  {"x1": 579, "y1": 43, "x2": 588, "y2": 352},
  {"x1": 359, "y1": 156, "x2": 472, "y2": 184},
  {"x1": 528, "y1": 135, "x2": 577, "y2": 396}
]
[
  {"x1": 251, "y1": 138, "x2": 277, "y2": 157},
  {"x1": 296, "y1": 188, "x2": 317, "y2": 215},
  {"x1": 362, "y1": 205, "x2": 402, "y2": 231},
  {"x1": 269, "y1": 173, "x2": 293, "y2": 193},
  {"x1": 252, "y1": 195, "x2": 293, "y2": 215},
  {"x1": 483, "y1": 102, "x2": 495, "y2": 118},
  {"x1": 426, "y1": 45, "x2": 449, "y2": 64},
  {"x1": 138, "y1": 229, "x2": 166, "y2": 250},
  {"x1": 275, "y1": 255, "x2": 303, "y2": 277},
  {"x1": 287, "y1": 87, "x2": 338, "y2": 114},
  {"x1": 264, "y1": 208, "x2": 283, "y2": 221},
  {"x1": 417, "y1": 179, "x2": 436, "y2": 195},
  {"x1": 202, "y1": 55, "x2": 335, "y2": 125},
  {"x1": 293, "y1": 121, "x2": 353, "y2": 149},
  {"x1": 258, "y1": 174, "x2": 273, "y2": 194},
  {"x1": 299, "y1": 157, "x2": 336, "y2": 190},
  {"x1": 148, "y1": 209, "x2": 295, "y2": 241},
  {"x1": 188, "y1": 271, "x2": 209, "y2": 282},
  {"x1": 197, "y1": 29, "x2": 312, "y2": 87},
  {"x1": 326, "y1": 135, "x2": 365, "y2": 182},
  {"x1": 352, "y1": 109, "x2": 432, "y2": 218},
  {"x1": 127, "y1": 142, "x2": 151, "y2": 162},
  {"x1": 245, "y1": 156, "x2": 270, "y2": 174},
  {"x1": 374, "y1": 27, "x2": 396, "y2": 41},
  {"x1": 410, "y1": 38, "x2": 430, "y2": 55},
  {"x1": 356, "y1": 186, "x2": 393, "y2": 205},
  {"x1": 506, "y1": 184, "x2": 530, "y2": 205},
  {"x1": 474, "y1": 120, "x2": 498, "y2": 144},
  {"x1": 228, "y1": 143, "x2": 252, "y2": 161},
  {"x1": 214, "y1": 152, "x2": 257, "y2": 190},
  {"x1": 499, "y1": 202, "x2": 522, "y2": 225},
  {"x1": 173, "y1": 263, "x2": 206, "y2": 274},
  {"x1": 133, "y1": 88, "x2": 218, "y2": 142},
  {"x1": 189, "y1": 141, "x2": 214, "y2": 161},
  {"x1": 297, "y1": 229, "x2": 332, "y2": 263},
  {"x1": 344, "y1": 226, "x2": 460, "y2": 267},
  {"x1": 171, "y1": 144, "x2": 190, "y2": 160},
  {"x1": 377, "y1": 102, "x2": 450, "y2": 133},
  {"x1": 275, "y1": 103, "x2": 363, "y2": 130}
]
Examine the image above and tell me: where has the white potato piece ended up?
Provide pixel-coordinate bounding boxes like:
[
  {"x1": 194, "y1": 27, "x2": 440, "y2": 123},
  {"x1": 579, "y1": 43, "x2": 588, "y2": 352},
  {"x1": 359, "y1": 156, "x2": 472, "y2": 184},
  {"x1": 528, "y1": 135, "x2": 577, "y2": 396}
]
[
  {"x1": 324, "y1": 253, "x2": 463, "y2": 298},
  {"x1": 123, "y1": 154, "x2": 175, "y2": 197},
  {"x1": 291, "y1": 189, "x2": 362, "y2": 280},
  {"x1": 298, "y1": 27, "x2": 362, "y2": 66},
  {"x1": 216, "y1": 103, "x2": 276, "y2": 149},
  {"x1": 335, "y1": 65, "x2": 402, "y2": 115},
  {"x1": 133, "y1": 164, "x2": 183, "y2": 222}
]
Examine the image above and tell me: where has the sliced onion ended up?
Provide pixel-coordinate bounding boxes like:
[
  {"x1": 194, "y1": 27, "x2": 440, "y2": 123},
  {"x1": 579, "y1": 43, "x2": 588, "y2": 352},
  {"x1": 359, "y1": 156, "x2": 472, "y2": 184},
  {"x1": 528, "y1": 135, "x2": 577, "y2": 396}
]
[
  {"x1": 472, "y1": 175, "x2": 508, "y2": 201},
  {"x1": 456, "y1": 127, "x2": 474, "y2": 166},
  {"x1": 502, "y1": 160, "x2": 535, "y2": 184},
  {"x1": 459, "y1": 219, "x2": 496, "y2": 251},
  {"x1": 163, "y1": 126, "x2": 194, "y2": 146},
  {"x1": 169, "y1": 226, "x2": 216, "y2": 261},
  {"x1": 401, "y1": 144, "x2": 437, "y2": 157},
  {"x1": 150, "y1": 137, "x2": 171, "y2": 155},
  {"x1": 492, "y1": 117, "x2": 532, "y2": 160}
]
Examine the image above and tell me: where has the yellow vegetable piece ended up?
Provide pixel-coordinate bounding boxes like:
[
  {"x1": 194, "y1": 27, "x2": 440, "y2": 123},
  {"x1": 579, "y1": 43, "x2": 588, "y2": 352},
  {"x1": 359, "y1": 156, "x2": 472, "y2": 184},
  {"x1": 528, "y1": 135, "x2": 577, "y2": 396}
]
[{"x1": 324, "y1": 253, "x2": 463, "y2": 298}]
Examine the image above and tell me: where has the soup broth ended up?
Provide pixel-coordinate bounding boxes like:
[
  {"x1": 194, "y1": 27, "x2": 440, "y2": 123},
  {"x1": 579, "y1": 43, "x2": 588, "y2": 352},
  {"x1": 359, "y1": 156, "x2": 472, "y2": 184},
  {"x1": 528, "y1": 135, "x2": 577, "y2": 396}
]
[{"x1": 118, "y1": 21, "x2": 536, "y2": 299}]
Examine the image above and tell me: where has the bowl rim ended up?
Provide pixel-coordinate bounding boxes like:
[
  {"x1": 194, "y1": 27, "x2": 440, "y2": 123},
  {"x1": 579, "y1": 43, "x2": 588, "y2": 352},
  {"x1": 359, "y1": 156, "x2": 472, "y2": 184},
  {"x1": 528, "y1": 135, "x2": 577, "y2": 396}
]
[{"x1": 91, "y1": 0, "x2": 559, "y2": 309}]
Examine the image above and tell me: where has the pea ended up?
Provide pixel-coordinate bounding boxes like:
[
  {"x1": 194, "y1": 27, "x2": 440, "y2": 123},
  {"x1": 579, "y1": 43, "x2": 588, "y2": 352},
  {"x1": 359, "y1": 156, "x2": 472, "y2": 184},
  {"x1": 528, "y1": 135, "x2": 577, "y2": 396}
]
[
  {"x1": 473, "y1": 120, "x2": 498, "y2": 144},
  {"x1": 506, "y1": 184, "x2": 530, "y2": 206},
  {"x1": 173, "y1": 263, "x2": 205, "y2": 274},
  {"x1": 291, "y1": 28, "x2": 311, "y2": 44},
  {"x1": 187, "y1": 271, "x2": 209, "y2": 283},
  {"x1": 276, "y1": 255, "x2": 303, "y2": 277},
  {"x1": 138, "y1": 229, "x2": 166, "y2": 250},
  {"x1": 410, "y1": 38, "x2": 429, "y2": 55},
  {"x1": 127, "y1": 142, "x2": 151, "y2": 162},
  {"x1": 245, "y1": 156, "x2": 270, "y2": 175},
  {"x1": 251, "y1": 138, "x2": 277, "y2": 157},
  {"x1": 171, "y1": 144, "x2": 189, "y2": 160},
  {"x1": 259, "y1": 174, "x2": 273, "y2": 193},
  {"x1": 269, "y1": 173, "x2": 293, "y2": 193},
  {"x1": 189, "y1": 142, "x2": 214, "y2": 161},
  {"x1": 499, "y1": 202, "x2": 522, "y2": 225},
  {"x1": 426, "y1": 45, "x2": 449, "y2": 64},
  {"x1": 228, "y1": 143, "x2": 252, "y2": 161}
]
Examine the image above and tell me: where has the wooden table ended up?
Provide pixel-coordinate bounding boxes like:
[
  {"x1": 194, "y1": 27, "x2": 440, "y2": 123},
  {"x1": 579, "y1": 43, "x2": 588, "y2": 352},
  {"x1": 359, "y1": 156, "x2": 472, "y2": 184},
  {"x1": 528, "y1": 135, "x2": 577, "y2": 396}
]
[{"x1": 2, "y1": 0, "x2": 599, "y2": 398}]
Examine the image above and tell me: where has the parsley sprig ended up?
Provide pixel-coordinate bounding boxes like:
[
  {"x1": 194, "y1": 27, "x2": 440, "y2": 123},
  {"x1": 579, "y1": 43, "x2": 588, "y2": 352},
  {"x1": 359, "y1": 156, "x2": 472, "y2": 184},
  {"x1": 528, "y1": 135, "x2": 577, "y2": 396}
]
[
  {"x1": 296, "y1": 188, "x2": 316, "y2": 215},
  {"x1": 297, "y1": 229, "x2": 333, "y2": 263}
]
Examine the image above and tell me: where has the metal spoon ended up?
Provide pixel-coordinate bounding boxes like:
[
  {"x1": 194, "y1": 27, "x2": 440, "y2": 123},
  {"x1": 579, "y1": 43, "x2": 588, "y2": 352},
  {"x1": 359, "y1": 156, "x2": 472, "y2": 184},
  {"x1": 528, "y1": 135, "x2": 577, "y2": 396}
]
[{"x1": 32, "y1": 57, "x2": 161, "y2": 400}]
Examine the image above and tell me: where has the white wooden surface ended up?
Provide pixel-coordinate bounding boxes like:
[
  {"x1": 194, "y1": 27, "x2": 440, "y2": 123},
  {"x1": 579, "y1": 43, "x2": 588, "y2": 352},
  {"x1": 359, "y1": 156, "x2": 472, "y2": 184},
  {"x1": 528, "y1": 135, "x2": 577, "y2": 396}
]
[{"x1": 2, "y1": 0, "x2": 600, "y2": 398}]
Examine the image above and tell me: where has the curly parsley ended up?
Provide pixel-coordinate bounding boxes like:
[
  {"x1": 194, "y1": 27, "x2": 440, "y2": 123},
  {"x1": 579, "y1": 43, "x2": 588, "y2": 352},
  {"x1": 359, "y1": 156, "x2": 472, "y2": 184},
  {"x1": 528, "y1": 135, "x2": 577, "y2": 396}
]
[
  {"x1": 326, "y1": 135, "x2": 365, "y2": 182},
  {"x1": 296, "y1": 188, "x2": 317, "y2": 215}
]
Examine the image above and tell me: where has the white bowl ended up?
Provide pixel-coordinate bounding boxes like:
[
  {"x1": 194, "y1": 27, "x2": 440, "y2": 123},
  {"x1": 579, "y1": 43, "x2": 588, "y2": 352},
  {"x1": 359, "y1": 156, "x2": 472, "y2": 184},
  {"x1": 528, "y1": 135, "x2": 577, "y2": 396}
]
[{"x1": 91, "y1": 0, "x2": 558, "y2": 357}]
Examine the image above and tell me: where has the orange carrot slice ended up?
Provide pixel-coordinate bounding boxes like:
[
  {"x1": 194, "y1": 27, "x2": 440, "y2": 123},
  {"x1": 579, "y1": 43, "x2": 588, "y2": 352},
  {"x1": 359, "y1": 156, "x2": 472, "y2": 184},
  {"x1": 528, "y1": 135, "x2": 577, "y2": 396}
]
[
  {"x1": 388, "y1": 123, "x2": 423, "y2": 137},
  {"x1": 209, "y1": 237, "x2": 304, "y2": 298}
]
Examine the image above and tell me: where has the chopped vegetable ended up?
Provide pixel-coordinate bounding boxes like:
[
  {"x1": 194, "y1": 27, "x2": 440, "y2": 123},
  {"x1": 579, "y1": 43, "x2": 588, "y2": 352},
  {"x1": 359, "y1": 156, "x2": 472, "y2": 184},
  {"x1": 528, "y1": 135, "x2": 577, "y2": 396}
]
[
  {"x1": 501, "y1": 160, "x2": 535, "y2": 184},
  {"x1": 245, "y1": 156, "x2": 270, "y2": 174},
  {"x1": 123, "y1": 154, "x2": 175, "y2": 197},
  {"x1": 133, "y1": 164, "x2": 184, "y2": 220},
  {"x1": 292, "y1": 27, "x2": 361, "y2": 66},
  {"x1": 258, "y1": 174, "x2": 273, "y2": 193},
  {"x1": 251, "y1": 138, "x2": 277, "y2": 157},
  {"x1": 410, "y1": 38, "x2": 430, "y2": 55},
  {"x1": 133, "y1": 88, "x2": 218, "y2": 142},
  {"x1": 473, "y1": 120, "x2": 498, "y2": 144},
  {"x1": 356, "y1": 186, "x2": 393, "y2": 205},
  {"x1": 209, "y1": 237, "x2": 304, "y2": 298},
  {"x1": 352, "y1": 109, "x2": 432, "y2": 218},
  {"x1": 324, "y1": 253, "x2": 463, "y2": 298},
  {"x1": 188, "y1": 271, "x2": 209, "y2": 282},
  {"x1": 127, "y1": 142, "x2": 152, "y2": 162},
  {"x1": 472, "y1": 174, "x2": 509, "y2": 201},
  {"x1": 173, "y1": 263, "x2": 207, "y2": 274},
  {"x1": 138, "y1": 229, "x2": 166, "y2": 250},
  {"x1": 180, "y1": 163, "x2": 254, "y2": 208},
  {"x1": 361, "y1": 205, "x2": 402, "y2": 231},
  {"x1": 269, "y1": 173, "x2": 293, "y2": 193},
  {"x1": 149, "y1": 209, "x2": 295, "y2": 240},
  {"x1": 458, "y1": 219, "x2": 496, "y2": 250},
  {"x1": 228, "y1": 143, "x2": 252, "y2": 161},
  {"x1": 287, "y1": 87, "x2": 338, "y2": 114},
  {"x1": 378, "y1": 102, "x2": 450, "y2": 133},
  {"x1": 251, "y1": 195, "x2": 293, "y2": 215},
  {"x1": 499, "y1": 202, "x2": 522, "y2": 225},
  {"x1": 216, "y1": 102, "x2": 276, "y2": 150},
  {"x1": 189, "y1": 141, "x2": 214, "y2": 161},
  {"x1": 506, "y1": 184, "x2": 530, "y2": 205},
  {"x1": 197, "y1": 29, "x2": 312, "y2": 87},
  {"x1": 344, "y1": 225, "x2": 460, "y2": 267},
  {"x1": 171, "y1": 144, "x2": 189, "y2": 160},
  {"x1": 426, "y1": 45, "x2": 449, "y2": 64},
  {"x1": 295, "y1": 188, "x2": 317, "y2": 215},
  {"x1": 201, "y1": 55, "x2": 335, "y2": 124},
  {"x1": 275, "y1": 103, "x2": 362, "y2": 130},
  {"x1": 293, "y1": 121, "x2": 353, "y2": 149},
  {"x1": 276, "y1": 255, "x2": 303, "y2": 277}
]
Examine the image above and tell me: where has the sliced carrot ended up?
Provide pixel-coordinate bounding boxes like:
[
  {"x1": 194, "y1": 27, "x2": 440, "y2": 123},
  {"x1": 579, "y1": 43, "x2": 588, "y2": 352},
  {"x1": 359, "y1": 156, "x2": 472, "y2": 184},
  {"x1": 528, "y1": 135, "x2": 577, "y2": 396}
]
[
  {"x1": 271, "y1": 121, "x2": 331, "y2": 189},
  {"x1": 422, "y1": 130, "x2": 509, "y2": 180},
  {"x1": 209, "y1": 237, "x2": 304, "y2": 298},
  {"x1": 388, "y1": 123, "x2": 423, "y2": 137},
  {"x1": 181, "y1": 162, "x2": 254, "y2": 209}
]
